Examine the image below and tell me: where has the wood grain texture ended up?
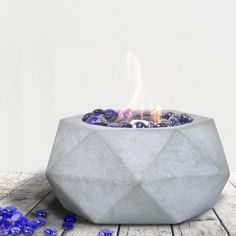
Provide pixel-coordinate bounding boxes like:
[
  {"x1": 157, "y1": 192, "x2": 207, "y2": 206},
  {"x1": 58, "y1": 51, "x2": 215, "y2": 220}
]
[
  {"x1": 63, "y1": 221, "x2": 119, "y2": 236},
  {"x1": 0, "y1": 173, "x2": 51, "y2": 214},
  {"x1": 119, "y1": 225, "x2": 173, "y2": 236},
  {"x1": 213, "y1": 181, "x2": 236, "y2": 236},
  {"x1": 27, "y1": 192, "x2": 67, "y2": 236},
  {"x1": 0, "y1": 172, "x2": 236, "y2": 236},
  {"x1": 0, "y1": 172, "x2": 33, "y2": 199},
  {"x1": 172, "y1": 209, "x2": 229, "y2": 236}
]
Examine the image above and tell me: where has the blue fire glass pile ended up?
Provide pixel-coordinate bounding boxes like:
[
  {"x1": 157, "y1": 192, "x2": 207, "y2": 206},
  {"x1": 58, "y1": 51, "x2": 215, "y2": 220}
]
[
  {"x1": 0, "y1": 205, "x2": 112, "y2": 235},
  {"x1": 0, "y1": 206, "x2": 79, "y2": 235}
]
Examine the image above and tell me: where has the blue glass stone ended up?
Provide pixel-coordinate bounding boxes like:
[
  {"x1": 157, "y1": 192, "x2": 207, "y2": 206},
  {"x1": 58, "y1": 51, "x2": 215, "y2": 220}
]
[
  {"x1": 11, "y1": 212, "x2": 23, "y2": 222},
  {"x1": 118, "y1": 109, "x2": 132, "y2": 120},
  {"x1": 104, "y1": 109, "x2": 118, "y2": 120},
  {"x1": 172, "y1": 113, "x2": 181, "y2": 120},
  {"x1": 4, "y1": 217, "x2": 14, "y2": 228},
  {"x1": 3, "y1": 206, "x2": 17, "y2": 216},
  {"x1": 95, "y1": 118, "x2": 108, "y2": 127},
  {"x1": 93, "y1": 109, "x2": 105, "y2": 115},
  {"x1": 143, "y1": 111, "x2": 151, "y2": 116},
  {"x1": 35, "y1": 217, "x2": 46, "y2": 226},
  {"x1": 87, "y1": 116, "x2": 108, "y2": 126},
  {"x1": 162, "y1": 112, "x2": 174, "y2": 120},
  {"x1": 86, "y1": 116, "x2": 99, "y2": 125},
  {"x1": 159, "y1": 120, "x2": 172, "y2": 127},
  {"x1": 118, "y1": 121, "x2": 132, "y2": 128},
  {"x1": 62, "y1": 221, "x2": 73, "y2": 230},
  {"x1": 8, "y1": 226, "x2": 21, "y2": 235},
  {"x1": 153, "y1": 123, "x2": 161, "y2": 128},
  {"x1": 15, "y1": 216, "x2": 28, "y2": 228},
  {"x1": 148, "y1": 121, "x2": 154, "y2": 128},
  {"x1": 180, "y1": 113, "x2": 193, "y2": 124},
  {"x1": 99, "y1": 229, "x2": 113, "y2": 236},
  {"x1": 35, "y1": 209, "x2": 47, "y2": 218},
  {"x1": 44, "y1": 227, "x2": 57, "y2": 236},
  {"x1": 133, "y1": 121, "x2": 148, "y2": 128},
  {"x1": 107, "y1": 123, "x2": 118, "y2": 128},
  {"x1": 0, "y1": 227, "x2": 8, "y2": 235},
  {"x1": 0, "y1": 215, "x2": 5, "y2": 225},
  {"x1": 0, "y1": 207, "x2": 4, "y2": 216},
  {"x1": 22, "y1": 226, "x2": 34, "y2": 235},
  {"x1": 82, "y1": 112, "x2": 93, "y2": 122},
  {"x1": 27, "y1": 220, "x2": 38, "y2": 229},
  {"x1": 169, "y1": 117, "x2": 181, "y2": 126},
  {"x1": 63, "y1": 214, "x2": 76, "y2": 223}
]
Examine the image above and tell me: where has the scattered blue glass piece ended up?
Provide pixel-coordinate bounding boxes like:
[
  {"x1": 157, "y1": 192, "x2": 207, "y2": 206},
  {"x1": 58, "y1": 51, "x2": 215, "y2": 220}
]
[
  {"x1": 15, "y1": 216, "x2": 28, "y2": 228},
  {"x1": 35, "y1": 217, "x2": 46, "y2": 226},
  {"x1": 27, "y1": 220, "x2": 38, "y2": 229},
  {"x1": 0, "y1": 227, "x2": 8, "y2": 235},
  {"x1": 3, "y1": 217, "x2": 13, "y2": 228},
  {"x1": 133, "y1": 121, "x2": 148, "y2": 128},
  {"x1": 0, "y1": 207, "x2": 4, "y2": 216},
  {"x1": 3, "y1": 206, "x2": 17, "y2": 216},
  {"x1": 0, "y1": 215, "x2": 5, "y2": 225},
  {"x1": 64, "y1": 214, "x2": 76, "y2": 223},
  {"x1": 99, "y1": 229, "x2": 113, "y2": 236},
  {"x1": 35, "y1": 209, "x2": 47, "y2": 218},
  {"x1": 8, "y1": 226, "x2": 21, "y2": 235},
  {"x1": 44, "y1": 227, "x2": 57, "y2": 236},
  {"x1": 11, "y1": 212, "x2": 23, "y2": 222},
  {"x1": 62, "y1": 221, "x2": 74, "y2": 230},
  {"x1": 22, "y1": 226, "x2": 34, "y2": 235}
]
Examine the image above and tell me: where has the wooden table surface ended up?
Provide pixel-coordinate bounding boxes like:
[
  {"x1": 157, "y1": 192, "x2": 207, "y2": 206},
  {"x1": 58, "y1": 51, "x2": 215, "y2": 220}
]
[{"x1": 0, "y1": 172, "x2": 235, "y2": 236}]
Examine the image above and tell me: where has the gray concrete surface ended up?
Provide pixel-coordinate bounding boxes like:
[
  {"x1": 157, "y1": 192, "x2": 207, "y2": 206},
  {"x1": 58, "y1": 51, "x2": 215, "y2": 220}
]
[{"x1": 46, "y1": 112, "x2": 229, "y2": 224}]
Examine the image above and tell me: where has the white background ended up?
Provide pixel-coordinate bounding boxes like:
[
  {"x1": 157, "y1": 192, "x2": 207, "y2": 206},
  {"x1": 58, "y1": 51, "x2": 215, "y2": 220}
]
[{"x1": 0, "y1": 0, "x2": 235, "y2": 171}]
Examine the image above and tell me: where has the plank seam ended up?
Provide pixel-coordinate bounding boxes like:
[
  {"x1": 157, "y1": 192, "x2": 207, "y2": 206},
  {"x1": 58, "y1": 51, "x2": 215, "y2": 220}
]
[
  {"x1": 0, "y1": 174, "x2": 34, "y2": 200},
  {"x1": 116, "y1": 224, "x2": 121, "y2": 236},
  {"x1": 25, "y1": 190, "x2": 52, "y2": 216},
  {"x1": 170, "y1": 224, "x2": 175, "y2": 236},
  {"x1": 228, "y1": 180, "x2": 236, "y2": 189},
  {"x1": 212, "y1": 208, "x2": 231, "y2": 236}
]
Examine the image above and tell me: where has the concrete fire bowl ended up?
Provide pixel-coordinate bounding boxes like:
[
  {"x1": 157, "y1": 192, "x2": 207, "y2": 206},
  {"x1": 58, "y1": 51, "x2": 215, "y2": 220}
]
[{"x1": 46, "y1": 111, "x2": 229, "y2": 224}]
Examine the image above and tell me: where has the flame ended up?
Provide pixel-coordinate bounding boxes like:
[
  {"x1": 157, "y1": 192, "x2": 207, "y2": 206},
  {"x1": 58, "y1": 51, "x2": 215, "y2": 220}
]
[
  {"x1": 119, "y1": 51, "x2": 161, "y2": 122},
  {"x1": 151, "y1": 105, "x2": 161, "y2": 123}
]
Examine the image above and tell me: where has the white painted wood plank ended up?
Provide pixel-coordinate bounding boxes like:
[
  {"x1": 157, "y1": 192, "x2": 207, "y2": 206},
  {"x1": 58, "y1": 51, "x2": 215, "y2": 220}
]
[
  {"x1": 0, "y1": 172, "x2": 33, "y2": 190},
  {"x1": 26, "y1": 192, "x2": 67, "y2": 236},
  {"x1": 0, "y1": 173, "x2": 51, "y2": 214},
  {"x1": 119, "y1": 225, "x2": 173, "y2": 236},
  {"x1": 213, "y1": 181, "x2": 236, "y2": 236},
  {"x1": 63, "y1": 221, "x2": 119, "y2": 236},
  {"x1": 172, "y1": 209, "x2": 228, "y2": 236}
]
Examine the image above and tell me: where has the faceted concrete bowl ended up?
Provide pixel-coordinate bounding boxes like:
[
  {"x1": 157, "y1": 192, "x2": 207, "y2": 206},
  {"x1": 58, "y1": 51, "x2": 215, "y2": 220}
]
[{"x1": 46, "y1": 111, "x2": 229, "y2": 224}]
